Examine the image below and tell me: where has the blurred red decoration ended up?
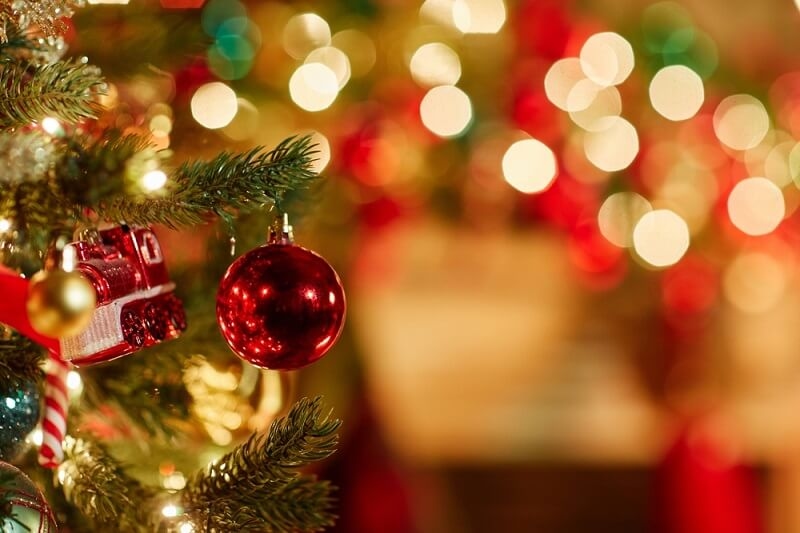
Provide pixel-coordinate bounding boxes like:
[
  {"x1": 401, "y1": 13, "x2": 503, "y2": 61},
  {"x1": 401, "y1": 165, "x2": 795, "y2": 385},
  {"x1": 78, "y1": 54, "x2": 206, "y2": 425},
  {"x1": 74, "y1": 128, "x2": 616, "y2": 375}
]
[
  {"x1": 216, "y1": 243, "x2": 346, "y2": 370},
  {"x1": 662, "y1": 255, "x2": 719, "y2": 317},
  {"x1": 514, "y1": 0, "x2": 573, "y2": 59},
  {"x1": 654, "y1": 423, "x2": 763, "y2": 533}
]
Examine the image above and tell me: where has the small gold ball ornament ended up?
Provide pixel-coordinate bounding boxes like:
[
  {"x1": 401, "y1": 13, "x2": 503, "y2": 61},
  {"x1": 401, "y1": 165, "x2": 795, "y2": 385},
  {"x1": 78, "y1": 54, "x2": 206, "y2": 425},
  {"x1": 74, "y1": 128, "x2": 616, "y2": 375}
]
[{"x1": 26, "y1": 269, "x2": 96, "y2": 338}]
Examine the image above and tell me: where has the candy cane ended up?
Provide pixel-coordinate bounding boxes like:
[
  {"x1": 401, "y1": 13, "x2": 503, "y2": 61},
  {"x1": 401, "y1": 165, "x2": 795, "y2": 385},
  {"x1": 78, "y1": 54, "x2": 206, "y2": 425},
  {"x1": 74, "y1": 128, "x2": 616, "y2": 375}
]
[{"x1": 38, "y1": 353, "x2": 69, "y2": 468}]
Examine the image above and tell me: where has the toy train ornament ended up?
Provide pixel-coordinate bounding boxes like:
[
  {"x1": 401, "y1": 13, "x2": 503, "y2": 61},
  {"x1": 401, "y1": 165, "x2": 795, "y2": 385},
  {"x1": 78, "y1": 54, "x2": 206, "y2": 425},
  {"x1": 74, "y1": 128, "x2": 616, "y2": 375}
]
[{"x1": 59, "y1": 225, "x2": 186, "y2": 365}]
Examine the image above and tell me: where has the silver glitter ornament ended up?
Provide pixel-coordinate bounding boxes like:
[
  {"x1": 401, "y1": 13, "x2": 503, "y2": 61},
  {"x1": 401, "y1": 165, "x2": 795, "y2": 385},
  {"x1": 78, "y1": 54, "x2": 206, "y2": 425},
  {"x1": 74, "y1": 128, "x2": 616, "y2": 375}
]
[{"x1": 0, "y1": 377, "x2": 40, "y2": 460}]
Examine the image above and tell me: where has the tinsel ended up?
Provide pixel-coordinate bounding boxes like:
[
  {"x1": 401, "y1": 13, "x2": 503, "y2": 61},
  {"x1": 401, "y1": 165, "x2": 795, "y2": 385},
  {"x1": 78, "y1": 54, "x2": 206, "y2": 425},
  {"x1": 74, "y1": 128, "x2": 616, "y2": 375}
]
[
  {"x1": 0, "y1": 0, "x2": 84, "y2": 43},
  {"x1": 0, "y1": 132, "x2": 55, "y2": 184}
]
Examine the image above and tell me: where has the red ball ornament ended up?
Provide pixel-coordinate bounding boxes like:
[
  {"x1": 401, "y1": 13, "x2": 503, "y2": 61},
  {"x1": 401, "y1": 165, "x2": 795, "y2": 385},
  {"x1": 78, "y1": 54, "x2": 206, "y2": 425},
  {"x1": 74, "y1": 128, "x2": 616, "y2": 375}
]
[{"x1": 216, "y1": 243, "x2": 346, "y2": 370}]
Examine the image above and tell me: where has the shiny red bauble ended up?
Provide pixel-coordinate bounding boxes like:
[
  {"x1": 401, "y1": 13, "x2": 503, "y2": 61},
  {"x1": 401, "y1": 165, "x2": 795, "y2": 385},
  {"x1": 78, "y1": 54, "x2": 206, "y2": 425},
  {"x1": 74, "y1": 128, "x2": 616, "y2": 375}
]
[{"x1": 216, "y1": 243, "x2": 346, "y2": 370}]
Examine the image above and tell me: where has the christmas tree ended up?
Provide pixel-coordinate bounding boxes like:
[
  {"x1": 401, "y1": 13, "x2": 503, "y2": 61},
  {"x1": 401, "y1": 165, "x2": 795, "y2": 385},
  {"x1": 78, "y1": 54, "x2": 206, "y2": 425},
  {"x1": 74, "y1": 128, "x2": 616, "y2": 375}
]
[{"x1": 0, "y1": 1, "x2": 345, "y2": 531}]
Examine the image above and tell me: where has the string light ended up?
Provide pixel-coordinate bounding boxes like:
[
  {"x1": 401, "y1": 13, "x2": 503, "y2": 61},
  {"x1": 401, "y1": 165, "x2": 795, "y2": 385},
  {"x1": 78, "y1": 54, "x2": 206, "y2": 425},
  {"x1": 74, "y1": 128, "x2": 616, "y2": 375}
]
[
  {"x1": 727, "y1": 177, "x2": 785, "y2": 236},
  {"x1": 713, "y1": 94, "x2": 770, "y2": 150},
  {"x1": 583, "y1": 117, "x2": 639, "y2": 172},
  {"x1": 579, "y1": 32, "x2": 634, "y2": 87},
  {"x1": 289, "y1": 63, "x2": 339, "y2": 112},
  {"x1": 501, "y1": 138, "x2": 558, "y2": 193},
  {"x1": 598, "y1": 192, "x2": 652, "y2": 248},
  {"x1": 409, "y1": 43, "x2": 461, "y2": 87},
  {"x1": 419, "y1": 85, "x2": 473, "y2": 137},
  {"x1": 141, "y1": 170, "x2": 168, "y2": 192},
  {"x1": 633, "y1": 209, "x2": 690, "y2": 267},
  {"x1": 191, "y1": 82, "x2": 238, "y2": 129},
  {"x1": 649, "y1": 65, "x2": 705, "y2": 121}
]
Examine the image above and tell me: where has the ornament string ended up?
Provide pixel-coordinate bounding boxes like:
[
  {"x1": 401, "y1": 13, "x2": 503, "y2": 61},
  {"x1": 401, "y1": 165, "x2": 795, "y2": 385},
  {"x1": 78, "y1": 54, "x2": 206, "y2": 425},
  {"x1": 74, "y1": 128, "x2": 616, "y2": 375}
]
[{"x1": 38, "y1": 352, "x2": 69, "y2": 469}]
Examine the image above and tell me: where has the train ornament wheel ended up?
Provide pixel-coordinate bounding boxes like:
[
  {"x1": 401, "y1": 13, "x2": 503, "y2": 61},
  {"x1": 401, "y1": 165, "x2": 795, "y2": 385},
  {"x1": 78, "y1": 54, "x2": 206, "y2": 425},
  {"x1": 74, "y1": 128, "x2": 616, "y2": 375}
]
[
  {"x1": 121, "y1": 309, "x2": 146, "y2": 348},
  {"x1": 169, "y1": 299, "x2": 187, "y2": 332},
  {"x1": 144, "y1": 303, "x2": 168, "y2": 340}
]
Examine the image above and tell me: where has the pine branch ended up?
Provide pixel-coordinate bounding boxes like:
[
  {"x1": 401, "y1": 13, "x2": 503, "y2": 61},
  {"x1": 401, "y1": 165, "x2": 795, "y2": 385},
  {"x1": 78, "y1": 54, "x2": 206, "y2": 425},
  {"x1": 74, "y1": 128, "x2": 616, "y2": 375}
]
[
  {"x1": 0, "y1": 59, "x2": 104, "y2": 129},
  {"x1": 59, "y1": 436, "x2": 156, "y2": 532},
  {"x1": 56, "y1": 132, "x2": 152, "y2": 206},
  {"x1": 184, "y1": 396, "x2": 340, "y2": 532},
  {"x1": 96, "y1": 135, "x2": 320, "y2": 228},
  {"x1": 0, "y1": 333, "x2": 45, "y2": 386}
]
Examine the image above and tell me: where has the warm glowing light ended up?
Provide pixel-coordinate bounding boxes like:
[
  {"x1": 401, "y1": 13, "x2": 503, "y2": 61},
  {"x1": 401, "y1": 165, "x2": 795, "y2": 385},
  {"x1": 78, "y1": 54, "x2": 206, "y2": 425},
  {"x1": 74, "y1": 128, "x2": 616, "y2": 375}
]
[
  {"x1": 598, "y1": 192, "x2": 653, "y2": 248},
  {"x1": 179, "y1": 523, "x2": 195, "y2": 533},
  {"x1": 420, "y1": 0, "x2": 459, "y2": 28},
  {"x1": 724, "y1": 252, "x2": 786, "y2": 314},
  {"x1": 501, "y1": 138, "x2": 558, "y2": 194},
  {"x1": 289, "y1": 63, "x2": 339, "y2": 112},
  {"x1": 410, "y1": 42, "x2": 461, "y2": 87},
  {"x1": 307, "y1": 131, "x2": 331, "y2": 173},
  {"x1": 764, "y1": 141, "x2": 795, "y2": 187},
  {"x1": 28, "y1": 428, "x2": 43, "y2": 446},
  {"x1": 633, "y1": 209, "x2": 690, "y2": 267},
  {"x1": 727, "y1": 177, "x2": 785, "y2": 235},
  {"x1": 331, "y1": 30, "x2": 376, "y2": 77},
  {"x1": 67, "y1": 370, "x2": 82, "y2": 391},
  {"x1": 569, "y1": 86, "x2": 621, "y2": 131},
  {"x1": 0, "y1": 219, "x2": 10, "y2": 232},
  {"x1": 452, "y1": 0, "x2": 506, "y2": 34},
  {"x1": 583, "y1": 117, "x2": 639, "y2": 172},
  {"x1": 283, "y1": 13, "x2": 331, "y2": 60},
  {"x1": 41, "y1": 117, "x2": 62, "y2": 135},
  {"x1": 306, "y1": 46, "x2": 351, "y2": 89},
  {"x1": 163, "y1": 472, "x2": 187, "y2": 490},
  {"x1": 566, "y1": 78, "x2": 603, "y2": 113},
  {"x1": 544, "y1": 58, "x2": 585, "y2": 112},
  {"x1": 649, "y1": 65, "x2": 704, "y2": 121},
  {"x1": 579, "y1": 32, "x2": 634, "y2": 87},
  {"x1": 141, "y1": 169, "x2": 167, "y2": 192},
  {"x1": 162, "y1": 504, "x2": 180, "y2": 518},
  {"x1": 713, "y1": 94, "x2": 770, "y2": 150},
  {"x1": 191, "y1": 82, "x2": 238, "y2": 129},
  {"x1": 419, "y1": 85, "x2": 473, "y2": 137},
  {"x1": 149, "y1": 114, "x2": 172, "y2": 137}
]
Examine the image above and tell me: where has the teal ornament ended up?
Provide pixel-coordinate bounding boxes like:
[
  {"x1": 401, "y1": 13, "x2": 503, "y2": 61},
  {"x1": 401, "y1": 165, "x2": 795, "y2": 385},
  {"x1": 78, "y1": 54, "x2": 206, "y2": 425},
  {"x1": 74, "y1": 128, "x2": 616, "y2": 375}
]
[{"x1": 0, "y1": 378, "x2": 40, "y2": 460}]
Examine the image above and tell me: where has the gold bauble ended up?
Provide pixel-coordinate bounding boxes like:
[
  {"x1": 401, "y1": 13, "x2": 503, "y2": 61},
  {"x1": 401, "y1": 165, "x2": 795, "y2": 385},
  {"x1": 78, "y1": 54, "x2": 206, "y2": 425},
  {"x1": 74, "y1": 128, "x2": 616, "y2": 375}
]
[{"x1": 26, "y1": 269, "x2": 96, "y2": 338}]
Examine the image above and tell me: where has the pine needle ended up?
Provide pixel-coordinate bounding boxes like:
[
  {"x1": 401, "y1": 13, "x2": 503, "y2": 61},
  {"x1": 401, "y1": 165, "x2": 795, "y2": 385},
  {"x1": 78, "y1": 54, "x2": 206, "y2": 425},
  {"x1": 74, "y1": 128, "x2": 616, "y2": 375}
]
[{"x1": 0, "y1": 59, "x2": 103, "y2": 129}]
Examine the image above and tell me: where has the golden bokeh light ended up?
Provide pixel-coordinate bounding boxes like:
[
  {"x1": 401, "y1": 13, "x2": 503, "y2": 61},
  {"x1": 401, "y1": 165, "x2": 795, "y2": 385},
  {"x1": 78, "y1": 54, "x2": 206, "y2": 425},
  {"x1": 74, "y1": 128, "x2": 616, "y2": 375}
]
[
  {"x1": 452, "y1": 0, "x2": 506, "y2": 34},
  {"x1": 410, "y1": 43, "x2": 462, "y2": 87},
  {"x1": 579, "y1": 32, "x2": 634, "y2": 87},
  {"x1": 306, "y1": 46, "x2": 351, "y2": 89},
  {"x1": 713, "y1": 94, "x2": 770, "y2": 151},
  {"x1": 569, "y1": 86, "x2": 621, "y2": 131},
  {"x1": 501, "y1": 138, "x2": 558, "y2": 194},
  {"x1": 632, "y1": 209, "x2": 690, "y2": 267},
  {"x1": 222, "y1": 98, "x2": 260, "y2": 141},
  {"x1": 289, "y1": 63, "x2": 339, "y2": 112},
  {"x1": 598, "y1": 192, "x2": 652, "y2": 248},
  {"x1": 282, "y1": 13, "x2": 331, "y2": 60},
  {"x1": 763, "y1": 141, "x2": 795, "y2": 187},
  {"x1": 723, "y1": 252, "x2": 787, "y2": 313},
  {"x1": 583, "y1": 117, "x2": 639, "y2": 172},
  {"x1": 420, "y1": 85, "x2": 473, "y2": 138},
  {"x1": 544, "y1": 58, "x2": 586, "y2": 112},
  {"x1": 727, "y1": 177, "x2": 785, "y2": 236},
  {"x1": 307, "y1": 130, "x2": 332, "y2": 173},
  {"x1": 649, "y1": 65, "x2": 704, "y2": 121},
  {"x1": 190, "y1": 82, "x2": 238, "y2": 129},
  {"x1": 141, "y1": 169, "x2": 167, "y2": 192},
  {"x1": 566, "y1": 78, "x2": 603, "y2": 113},
  {"x1": 331, "y1": 29, "x2": 376, "y2": 77}
]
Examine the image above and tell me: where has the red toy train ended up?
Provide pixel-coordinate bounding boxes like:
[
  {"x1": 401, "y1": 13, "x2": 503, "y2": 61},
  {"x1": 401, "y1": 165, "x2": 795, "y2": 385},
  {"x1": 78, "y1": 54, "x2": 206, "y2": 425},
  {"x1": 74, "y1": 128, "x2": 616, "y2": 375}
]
[{"x1": 59, "y1": 225, "x2": 186, "y2": 365}]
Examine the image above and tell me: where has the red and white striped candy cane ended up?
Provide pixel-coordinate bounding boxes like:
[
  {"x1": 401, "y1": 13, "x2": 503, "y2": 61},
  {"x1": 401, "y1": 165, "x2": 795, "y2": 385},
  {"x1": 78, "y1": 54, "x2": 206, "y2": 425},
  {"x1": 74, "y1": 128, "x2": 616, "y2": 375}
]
[{"x1": 38, "y1": 352, "x2": 69, "y2": 469}]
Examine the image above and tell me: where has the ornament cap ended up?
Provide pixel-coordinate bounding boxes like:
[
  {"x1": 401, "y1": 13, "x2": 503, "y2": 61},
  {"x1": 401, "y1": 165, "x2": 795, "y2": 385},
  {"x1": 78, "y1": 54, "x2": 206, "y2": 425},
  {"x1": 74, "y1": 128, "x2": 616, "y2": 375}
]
[{"x1": 269, "y1": 213, "x2": 294, "y2": 244}]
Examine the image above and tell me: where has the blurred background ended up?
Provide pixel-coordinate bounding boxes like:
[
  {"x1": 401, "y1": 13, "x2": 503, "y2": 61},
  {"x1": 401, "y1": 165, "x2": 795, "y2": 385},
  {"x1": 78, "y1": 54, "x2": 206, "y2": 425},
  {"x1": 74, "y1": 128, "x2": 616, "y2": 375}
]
[{"x1": 74, "y1": 0, "x2": 800, "y2": 531}]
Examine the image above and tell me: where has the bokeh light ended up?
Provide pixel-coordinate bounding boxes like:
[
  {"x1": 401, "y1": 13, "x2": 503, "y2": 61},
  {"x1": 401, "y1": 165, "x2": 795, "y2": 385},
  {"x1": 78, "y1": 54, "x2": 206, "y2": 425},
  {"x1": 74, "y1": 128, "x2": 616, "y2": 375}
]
[
  {"x1": 501, "y1": 138, "x2": 558, "y2": 194},
  {"x1": 289, "y1": 63, "x2": 339, "y2": 112},
  {"x1": 452, "y1": 0, "x2": 506, "y2": 34},
  {"x1": 283, "y1": 13, "x2": 331, "y2": 59},
  {"x1": 141, "y1": 169, "x2": 167, "y2": 192},
  {"x1": 222, "y1": 98, "x2": 260, "y2": 141},
  {"x1": 649, "y1": 65, "x2": 704, "y2": 121},
  {"x1": 579, "y1": 32, "x2": 635, "y2": 87},
  {"x1": 307, "y1": 131, "x2": 332, "y2": 173},
  {"x1": 633, "y1": 209, "x2": 690, "y2": 267},
  {"x1": 306, "y1": 46, "x2": 351, "y2": 89},
  {"x1": 410, "y1": 43, "x2": 461, "y2": 87},
  {"x1": 713, "y1": 94, "x2": 770, "y2": 150},
  {"x1": 191, "y1": 82, "x2": 238, "y2": 129},
  {"x1": 331, "y1": 30, "x2": 376, "y2": 77},
  {"x1": 545, "y1": 58, "x2": 586, "y2": 112},
  {"x1": 598, "y1": 192, "x2": 653, "y2": 247},
  {"x1": 583, "y1": 117, "x2": 639, "y2": 171},
  {"x1": 727, "y1": 177, "x2": 785, "y2": 236},
  {"x1": 420, "y1": 85, "x2": 473, "y2": 138},
  {"x1": 569, "y1": 86, "x2": 621, "y2": 131},
  {"x1": 723, "y1": 252, "x2": 787, "y2": 313}
]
